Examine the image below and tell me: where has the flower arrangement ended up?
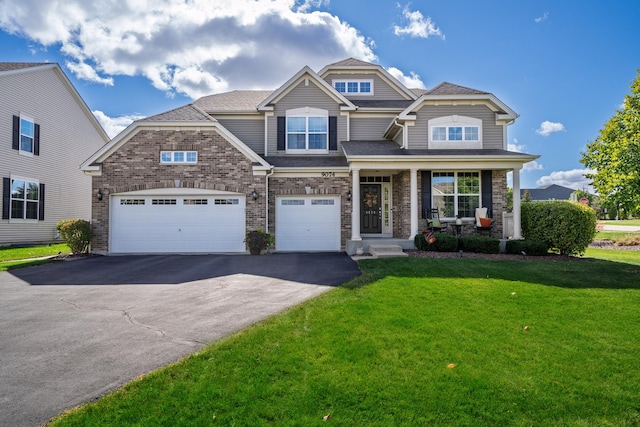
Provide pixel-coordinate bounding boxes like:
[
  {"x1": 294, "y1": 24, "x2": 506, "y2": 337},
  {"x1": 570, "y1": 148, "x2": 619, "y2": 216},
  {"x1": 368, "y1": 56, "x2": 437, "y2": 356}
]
[{"x1": 245, "y1": 229, "x2": 274, "y2": 255}]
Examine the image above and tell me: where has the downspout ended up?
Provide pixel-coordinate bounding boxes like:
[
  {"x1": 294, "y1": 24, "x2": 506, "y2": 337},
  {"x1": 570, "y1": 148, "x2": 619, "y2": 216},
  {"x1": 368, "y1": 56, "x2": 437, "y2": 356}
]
[
  {"x1": 265, "y1": 166, "x2": 275, "y2": 233},
  {"x1": 394, "y1": 119, "x2": 407, "y2": 149}
]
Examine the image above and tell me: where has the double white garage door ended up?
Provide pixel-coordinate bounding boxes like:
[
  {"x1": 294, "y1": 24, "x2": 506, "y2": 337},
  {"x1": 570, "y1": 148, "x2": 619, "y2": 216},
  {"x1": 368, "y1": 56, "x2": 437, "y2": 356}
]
[{"x1": 110, "y1": 192, "x2": 341, "y2": 253}]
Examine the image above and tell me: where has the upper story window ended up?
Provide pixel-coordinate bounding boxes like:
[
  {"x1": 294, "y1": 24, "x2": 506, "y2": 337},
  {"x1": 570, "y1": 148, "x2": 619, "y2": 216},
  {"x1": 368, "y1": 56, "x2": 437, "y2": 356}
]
[
  {"x1": 286, "y1": 107, "x2": 328, "y2": 153},
  {"x1": 333, "y1": 79, "x2": 373, "y2": 95},
  {"x1": 428, "y1": 115, "x2": 482, "y2": 149},
  {"x1": 12, "y1": 115, "x2": 40, "y2": 156},
  {"x1": 160, "y1": 151, "x2": 197, "y2": 164}
]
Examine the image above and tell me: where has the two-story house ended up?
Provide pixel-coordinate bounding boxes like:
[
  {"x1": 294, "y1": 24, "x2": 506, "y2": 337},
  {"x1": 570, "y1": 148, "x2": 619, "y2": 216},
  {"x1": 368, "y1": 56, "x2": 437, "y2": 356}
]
[
  {"x1": 1, "y1": 63, "x2": 109, "y2": 246},
  {"x1": 81, "y1": 58, "x2": 538, "y2": 255}
]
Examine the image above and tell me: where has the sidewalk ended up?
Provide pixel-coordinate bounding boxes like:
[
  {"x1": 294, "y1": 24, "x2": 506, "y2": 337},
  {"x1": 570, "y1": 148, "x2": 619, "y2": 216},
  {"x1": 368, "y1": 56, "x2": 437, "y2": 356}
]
[{"x1": 599, "y1": 224, "x2": 640, "y2": 232}]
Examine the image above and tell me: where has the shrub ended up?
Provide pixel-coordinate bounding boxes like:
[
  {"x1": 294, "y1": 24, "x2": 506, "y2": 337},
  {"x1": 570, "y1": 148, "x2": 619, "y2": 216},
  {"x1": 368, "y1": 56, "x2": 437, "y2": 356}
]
[
  {"x1": 458, "y1": 235, "x2": 500, "y2": 254},
  {"x1": 521, "y1": 201, "x2": 597, "y2": 256},
  {"x1": 56, "y1": 219, "x2": 92, "y2": 255},
  {"x1": 505, "y1": 239, "x2": 550, "y2": 256},
  {"x1": 614, "y1": 235, "x2": 640, "y2": 246},
  {"x1": 414, "y1": 232, "x2": 458, "y2": 252}
]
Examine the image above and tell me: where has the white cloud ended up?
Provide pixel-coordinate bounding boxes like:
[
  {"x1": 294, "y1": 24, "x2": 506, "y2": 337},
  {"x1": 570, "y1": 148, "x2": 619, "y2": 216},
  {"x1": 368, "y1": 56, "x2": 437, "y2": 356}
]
[
  {"x1": 535, "y1": 12, "x2": 549, "y2": 23},
  {"x1": 0, "y1": 0, "x2": 377, "y2": 99},
  {"x1": 386, "y1": 66, "x2": 426, "y2": 89},
  {"x1": 536, "y1": 169, "x2": 595, "y2": 191},
  {"x1": 92, "y1": 110, "x2": 145, "y2": 138},
  {"x1": 393, "y1": 5, "x2": 444, "y2": 40},
  {"x1": 536, "y1": 120, "x2": 566, "y2": 136}
]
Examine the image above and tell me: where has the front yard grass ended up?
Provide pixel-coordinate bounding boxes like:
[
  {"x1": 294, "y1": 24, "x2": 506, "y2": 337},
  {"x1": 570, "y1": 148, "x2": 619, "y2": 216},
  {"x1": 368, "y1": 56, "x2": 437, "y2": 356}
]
[
  {"x1": 0, "y1": 243, "x2": 70, "y2": 271},
  {"x1": 50, "y1": 250, "x2": 640, "y2": 426}
]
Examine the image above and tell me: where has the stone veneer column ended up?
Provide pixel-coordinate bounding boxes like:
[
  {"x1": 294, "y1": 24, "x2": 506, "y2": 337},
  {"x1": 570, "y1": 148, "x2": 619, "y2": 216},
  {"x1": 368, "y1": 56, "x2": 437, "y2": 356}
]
[{"x1": 351, "y1": 169, "x2": 362, "y2": 241}]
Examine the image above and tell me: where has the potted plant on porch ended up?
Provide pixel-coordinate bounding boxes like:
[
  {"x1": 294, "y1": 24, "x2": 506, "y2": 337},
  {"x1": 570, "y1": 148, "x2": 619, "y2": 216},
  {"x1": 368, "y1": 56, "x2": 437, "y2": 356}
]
[{"x1": 245, "y1": 229, "x2": 274, "y2": 255}]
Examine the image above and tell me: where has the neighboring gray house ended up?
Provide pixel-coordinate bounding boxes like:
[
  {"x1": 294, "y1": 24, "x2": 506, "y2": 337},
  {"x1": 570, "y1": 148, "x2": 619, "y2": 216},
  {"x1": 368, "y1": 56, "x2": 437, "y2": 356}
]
[
  {"x1": 82, "y1": 58, "x2": 538, "y2": 255},
  {"x1": 521, "y1": 184, "x2": 577, "y2": 201},
  {"x1": 1, "y1": 63, "x2": 109, "y2": 245}
]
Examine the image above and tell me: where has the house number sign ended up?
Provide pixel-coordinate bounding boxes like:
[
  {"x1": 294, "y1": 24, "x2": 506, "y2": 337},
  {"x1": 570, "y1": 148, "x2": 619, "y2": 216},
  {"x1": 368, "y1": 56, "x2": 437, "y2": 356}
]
[{"x1": 321, "y1": 172, "x2": 336, "y2": 177}]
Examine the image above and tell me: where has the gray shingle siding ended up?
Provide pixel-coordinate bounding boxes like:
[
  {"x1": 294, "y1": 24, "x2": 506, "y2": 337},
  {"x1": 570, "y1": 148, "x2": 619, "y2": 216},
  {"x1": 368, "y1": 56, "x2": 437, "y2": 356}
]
[
  {"x1": 350, "y1": 116, "x2": 395, "y2": 140},
  {"x1": 217, "y1": 118, "x2": 264, "y2": 154}
]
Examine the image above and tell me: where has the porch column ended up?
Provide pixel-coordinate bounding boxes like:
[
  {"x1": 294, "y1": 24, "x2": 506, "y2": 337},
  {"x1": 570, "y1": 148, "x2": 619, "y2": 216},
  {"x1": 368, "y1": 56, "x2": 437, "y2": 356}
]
[
  {"x1": 410, "y1": 168, "x2": 419, "y2": 239},
  {"x1": 351, "y1": 168, "x2": 362, "y2": 241},
  {"x1": 512, "y1": 167, "x2": 522, "y2": 239}
]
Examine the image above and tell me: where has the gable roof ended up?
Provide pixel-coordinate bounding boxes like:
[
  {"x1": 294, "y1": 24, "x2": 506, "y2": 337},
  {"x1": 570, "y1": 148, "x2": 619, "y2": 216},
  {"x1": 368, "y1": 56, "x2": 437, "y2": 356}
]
[
  {"x1": 145, "y1": 104, "x2": 215, "y2": 122},
  {"x1": 425, "y1": 82, "x2": 489, "y2": 96},
  {"x1": 257, "y1": 65, "x2": 356, "y2": 111},
  {"x1": 324, "y1": 58, "x2": 377, "y2": 68},
  {"x1": 521, "y1": 184, "x2": 576, "y2": 201},
  {"x1": 0, "y1": 62, "x2": 110, "y2": 143}
]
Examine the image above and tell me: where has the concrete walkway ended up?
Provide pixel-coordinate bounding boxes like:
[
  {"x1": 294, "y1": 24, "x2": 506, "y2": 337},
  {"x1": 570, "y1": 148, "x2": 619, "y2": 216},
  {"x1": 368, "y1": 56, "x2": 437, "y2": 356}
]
[
  {"x1": 0, "y1": 253, "x2": 360, "y2": 427},
  {"x1": 599, "y1": 224, "x2": 640, "y2": 232}
]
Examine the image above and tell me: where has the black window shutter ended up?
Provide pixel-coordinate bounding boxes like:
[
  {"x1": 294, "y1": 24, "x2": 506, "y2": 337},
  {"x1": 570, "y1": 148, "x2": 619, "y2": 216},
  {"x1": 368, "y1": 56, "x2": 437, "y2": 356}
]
[
  {"x1": 2, "y1": 177, "x2": 10, "y2": 220},
  {"x1": 277, "y1": 116, "x2": 285, "y2": 151},
  {"x1": 12, "y1": 115, "x2": 20, "y2": 150},
  {"x1": 421, "y1": 171, "x2": 432, "y2": 219},
  {"x1": 34, "y1": 123, "x2": 40, "y2": 156},
  {"x1": 38, "y1": 183, "x2": 45, "y2": 221},
  {"x1": 481, "y1": 170, "x2": 493, "y2": 215},
  {"x1": 329, "y1": 116, "x2": 337, "y2": 150}
]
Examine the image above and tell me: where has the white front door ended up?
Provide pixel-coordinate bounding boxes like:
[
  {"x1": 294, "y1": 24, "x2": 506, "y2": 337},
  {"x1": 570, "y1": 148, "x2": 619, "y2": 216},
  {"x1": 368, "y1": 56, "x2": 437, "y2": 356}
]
[{"x1": 275, "y1": 196, "x2": 341, "y2": 251}]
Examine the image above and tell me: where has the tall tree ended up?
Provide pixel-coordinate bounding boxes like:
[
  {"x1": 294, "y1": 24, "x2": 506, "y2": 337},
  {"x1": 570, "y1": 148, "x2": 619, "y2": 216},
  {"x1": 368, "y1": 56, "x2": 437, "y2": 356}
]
[{"x1": 581, "y1": 70, "x2": 640, "y2": 215}]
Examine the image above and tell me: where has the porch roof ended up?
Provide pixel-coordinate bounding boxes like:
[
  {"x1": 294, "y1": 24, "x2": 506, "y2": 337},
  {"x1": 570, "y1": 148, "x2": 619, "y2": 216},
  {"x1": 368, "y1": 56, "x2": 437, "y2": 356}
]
[
  {"x1": 263, "y1": 156, "x2": 349, "y2": 168},
  {"x1": 342, "y1": 140, "x2": 538, "y2": 159}
]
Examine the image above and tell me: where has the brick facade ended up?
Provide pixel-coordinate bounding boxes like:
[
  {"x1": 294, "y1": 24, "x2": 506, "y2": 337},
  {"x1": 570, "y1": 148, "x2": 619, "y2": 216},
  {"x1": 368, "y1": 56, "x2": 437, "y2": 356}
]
[{"x1": 90, "y1": 129, "x2": 266, "y2": 253}]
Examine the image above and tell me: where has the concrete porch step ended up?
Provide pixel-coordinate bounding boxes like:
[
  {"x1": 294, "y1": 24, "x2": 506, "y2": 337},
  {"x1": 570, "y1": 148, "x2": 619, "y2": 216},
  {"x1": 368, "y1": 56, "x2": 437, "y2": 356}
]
[{"x1": 368, "y1": 244, "x2": 409, "y2": 258}]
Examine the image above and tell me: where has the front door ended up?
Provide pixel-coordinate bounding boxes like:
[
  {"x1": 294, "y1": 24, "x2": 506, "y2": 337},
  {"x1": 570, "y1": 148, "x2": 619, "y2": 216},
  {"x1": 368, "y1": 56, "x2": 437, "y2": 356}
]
[{"x1": 361, "y1": 184, "x2": 382, "y2": 233}]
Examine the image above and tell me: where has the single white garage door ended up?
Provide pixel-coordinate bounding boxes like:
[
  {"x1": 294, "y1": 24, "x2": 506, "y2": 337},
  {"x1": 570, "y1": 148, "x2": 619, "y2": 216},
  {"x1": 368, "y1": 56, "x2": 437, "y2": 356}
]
[
  {"x1": 275, "y1": 196, "x2": 341, "y2": 252},
  {"x1": 111, "y1": 193, "x2": 246, "y2": 253}
]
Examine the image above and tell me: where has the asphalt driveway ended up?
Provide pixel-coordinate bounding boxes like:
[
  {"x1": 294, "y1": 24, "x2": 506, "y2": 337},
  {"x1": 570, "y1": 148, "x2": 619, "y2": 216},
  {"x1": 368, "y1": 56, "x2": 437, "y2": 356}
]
[{"x1": 0, "y1": 253, "x2": 360, "y2": 427}]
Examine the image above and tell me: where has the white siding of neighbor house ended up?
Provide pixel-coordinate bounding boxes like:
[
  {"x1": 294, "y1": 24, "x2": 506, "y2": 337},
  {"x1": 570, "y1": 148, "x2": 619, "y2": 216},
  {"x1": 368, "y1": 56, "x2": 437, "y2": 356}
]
[
  {"x1": 350, "y1": 116, "x2": 395, "y2": 141},
  {"x1": 322, "y1": 72, "x2": 411, "y2": 101},
  {"x1": 267, "y1": 80, "x2": 345, "y2": 155},
  {"x1": 0, "y1": 67, "x2": 107, "y2": 245},
  {"x1": 407, "y1": 104, "x2": 504, "y2": 150},
  {"x1": 216, "y1": 118, "x2": 265, "y2": 154}
]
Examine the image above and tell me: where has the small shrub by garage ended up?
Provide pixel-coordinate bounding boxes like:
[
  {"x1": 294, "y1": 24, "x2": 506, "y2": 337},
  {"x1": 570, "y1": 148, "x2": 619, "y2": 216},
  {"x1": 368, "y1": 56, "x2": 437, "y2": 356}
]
[
  {"x1": 458, "y1": 235, "x2": 500, "y2": 254},
  {"x1": 56, "y1": 219, "x2": 91, "y2": 255},
  {"x1": 414, "y1": 232, "x2": 458, "y2": 252},
  {"x1": 505, "y1": 239, "x2": 550, "y2": 256},
  {"x1": 521, "y1": 201, "x2": 596, "y2": 256}
]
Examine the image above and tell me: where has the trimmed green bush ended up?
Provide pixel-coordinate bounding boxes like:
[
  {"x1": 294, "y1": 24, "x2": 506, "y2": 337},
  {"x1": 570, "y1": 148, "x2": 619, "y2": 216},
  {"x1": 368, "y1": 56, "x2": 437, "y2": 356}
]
[
  {"x1": 521, "y1": 201, "x2": 597, "y2": 256},
  {"x1": 458, "y1": 235, "x2": 500, "y2": 254},
  {"x1": 56, "y1": 219, "x2": 92, "y2": 255},
  {"x1": 505, "y1": 239, "x2": 550, "y2": 256},
  {"x1": 414, "y1": 232, "x2": 458, "y2": 252}
]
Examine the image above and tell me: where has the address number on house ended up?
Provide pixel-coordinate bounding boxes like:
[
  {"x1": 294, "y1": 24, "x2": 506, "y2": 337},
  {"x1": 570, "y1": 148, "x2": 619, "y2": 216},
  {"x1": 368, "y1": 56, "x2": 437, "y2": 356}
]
[{"x1": 321, "y1": 172, "x2": 336, "y2": 177}]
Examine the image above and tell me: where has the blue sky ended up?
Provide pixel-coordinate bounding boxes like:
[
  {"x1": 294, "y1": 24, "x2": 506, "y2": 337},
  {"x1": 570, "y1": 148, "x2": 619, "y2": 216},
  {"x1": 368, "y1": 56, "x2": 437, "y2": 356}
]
[{"x1": 1, "y1": 0, "x2": 638, "y2": 190}]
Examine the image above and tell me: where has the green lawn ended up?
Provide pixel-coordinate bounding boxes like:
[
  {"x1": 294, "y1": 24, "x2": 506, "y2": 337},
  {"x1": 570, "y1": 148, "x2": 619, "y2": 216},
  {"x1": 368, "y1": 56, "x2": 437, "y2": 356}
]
[
  {"x1": 50, "y1": 250, "x2": 640, "y2": 426},
  {"x1": 599, "y1": 219, "x2": 640, "y2": 227},
  {"x1": 0, "y1": 243, "x2": 70, "y2": 271}
]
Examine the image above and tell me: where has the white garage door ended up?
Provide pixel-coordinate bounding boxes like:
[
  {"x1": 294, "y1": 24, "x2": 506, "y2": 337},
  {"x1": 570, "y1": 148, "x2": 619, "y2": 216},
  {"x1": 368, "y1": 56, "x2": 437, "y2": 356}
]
[
  {"x1": 276, "y1": 196, "x2": 341, "y2": 252},
  {"x1": 111, "y1": 193, "x2": 246, "y2": 253}
]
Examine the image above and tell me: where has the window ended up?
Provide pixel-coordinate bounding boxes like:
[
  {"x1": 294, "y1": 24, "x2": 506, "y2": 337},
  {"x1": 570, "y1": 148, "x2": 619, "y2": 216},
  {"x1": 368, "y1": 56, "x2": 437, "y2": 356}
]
[
  {"x1": 184, "y1": 199, "x2": 208, "y2": 205},
  {"x1": 332, "y1": 79, "x2": 374, "y2": 95},
  {"x1": 160, "y1": 151, "x2": 197, "y2": 164},
  {"x1": 432, "y1": 172, "x2": 480, "y2": 218},
  {"x1": 10, "y1": 178, "x2": 39, "y2": 219},
  {"x1": 286, "y1": 108, "x2": 328, "y2": 152},
  {"x1": 428, "y1": 116, "x2": 482, "y2": 149},
  {"x1": 152, "y1": 199, "x2": 177, "y2": 205},
  {"x1": 311, "y1": 199, "x2": 335, "y2": 206},
  {"x1": 214, "y1": 198, "x2": 239, "y2": 205},
  {"x1": 12, "y1": 115, "x2": 40, "y2": 155},
  {"x1": 120, "y1": 199, "x2": 145, "y2": 205}
]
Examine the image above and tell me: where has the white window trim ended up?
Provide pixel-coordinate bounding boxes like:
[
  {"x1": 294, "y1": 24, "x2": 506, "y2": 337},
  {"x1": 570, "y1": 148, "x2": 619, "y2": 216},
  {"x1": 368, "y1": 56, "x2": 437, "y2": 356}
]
[
  {"x1": 332, "y1": 79, "x2": 374, "y2": 96},
  {"x1": 160, "y1": 151, "x2": 198, "y2": 164},
  {"x1": 9, "y1": 175, "x2": 39, "y2": 222},
  {"x1": 285, "y1": 107, "x2": 329, "y2": 154},
  {"x1": 428, "y1": 115, "x2": 482, "y2": 149},
  {"x1": 19, "y1": 114, "x2": 35, "y2": 157}
]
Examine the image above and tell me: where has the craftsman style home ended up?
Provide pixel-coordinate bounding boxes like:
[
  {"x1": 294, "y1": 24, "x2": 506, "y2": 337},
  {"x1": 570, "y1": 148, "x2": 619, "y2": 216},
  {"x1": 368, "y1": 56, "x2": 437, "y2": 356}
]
[
  {"x1": 82, "y1": 58, "x2": 537, "y2": 254},
  {"x1": 1, "y1": 63, "x2": 109, "y2": 245}
]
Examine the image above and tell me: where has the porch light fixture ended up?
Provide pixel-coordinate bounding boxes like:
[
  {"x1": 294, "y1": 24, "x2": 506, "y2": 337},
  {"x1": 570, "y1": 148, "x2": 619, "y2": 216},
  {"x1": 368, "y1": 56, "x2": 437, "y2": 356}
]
[
  {"x1": 96, "y1": 189, "x2": 103, "y2": 201},
  {"x1": 347, "y1": 189, "x2": 352, "y2": 201},
  {"x1": 174, "y1": 179, "x2": 181, "y2": 187},
  {"x1": 305, "y1": 185, "x2": 311, "y2": 195},
  {"x1": 250, "y1": 189, "x2": 259, "y2": 200}
]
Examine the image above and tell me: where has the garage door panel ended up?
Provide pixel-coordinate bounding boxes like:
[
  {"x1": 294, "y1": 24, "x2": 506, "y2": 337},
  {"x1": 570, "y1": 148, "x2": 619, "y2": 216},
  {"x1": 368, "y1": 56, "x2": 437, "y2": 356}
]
[
  {"x1": 111, "y1": 195, "x2": 246, "y2": 253},
  {"x1": 276, "y1": 196, "x2": 340, "y2": 252}
]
